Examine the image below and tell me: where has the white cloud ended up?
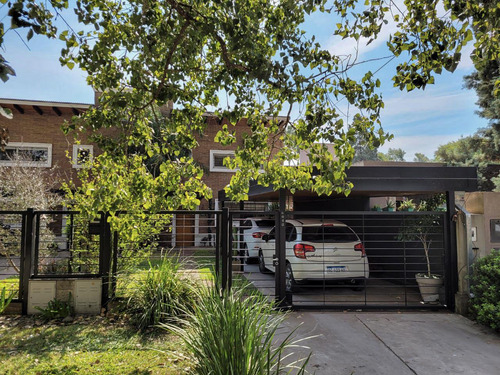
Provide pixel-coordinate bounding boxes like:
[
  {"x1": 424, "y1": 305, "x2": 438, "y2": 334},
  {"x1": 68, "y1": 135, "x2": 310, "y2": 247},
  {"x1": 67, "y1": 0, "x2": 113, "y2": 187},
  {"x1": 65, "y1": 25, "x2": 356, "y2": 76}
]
[{"x1": 381, "y1": 89, "x2": 472, "y2": 123}]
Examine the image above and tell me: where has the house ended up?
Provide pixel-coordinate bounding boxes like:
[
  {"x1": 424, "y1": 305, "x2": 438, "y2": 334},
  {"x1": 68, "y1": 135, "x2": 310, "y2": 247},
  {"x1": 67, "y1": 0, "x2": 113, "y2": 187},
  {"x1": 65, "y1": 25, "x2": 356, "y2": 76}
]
[
  {"x1": 0, "y1": 96, "x2": 285, "y2": 247},
  {"x1": 0, "y1": 98, "x2": 94, "y2": 180}
]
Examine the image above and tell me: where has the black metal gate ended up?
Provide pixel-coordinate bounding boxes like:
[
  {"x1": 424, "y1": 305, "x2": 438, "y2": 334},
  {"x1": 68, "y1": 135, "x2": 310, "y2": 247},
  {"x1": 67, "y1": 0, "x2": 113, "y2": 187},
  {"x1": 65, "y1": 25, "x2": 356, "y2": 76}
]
[
  {"x1": 2, "y1": 207, "x2": 451, "y2": 313},
  {"x1": 228, "y1": 210, "x2": 450, "y2": 310}
]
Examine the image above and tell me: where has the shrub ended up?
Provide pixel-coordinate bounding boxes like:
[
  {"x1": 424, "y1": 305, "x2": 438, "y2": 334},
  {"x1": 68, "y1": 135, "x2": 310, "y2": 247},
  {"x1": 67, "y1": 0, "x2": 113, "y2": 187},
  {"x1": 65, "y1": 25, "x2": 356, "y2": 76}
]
[
  {"x1": 127, "y1": 255, "x2": 198, "y2": 330},
  {"x1": 469, "y1": 250, "x2": 500, "y2": 331},
  {"x1": 163, "y1": 286, "x2": 310, "y2": 375},
  {"x1": 35, "y1": 294, "x2": 74, "y2": 320}
]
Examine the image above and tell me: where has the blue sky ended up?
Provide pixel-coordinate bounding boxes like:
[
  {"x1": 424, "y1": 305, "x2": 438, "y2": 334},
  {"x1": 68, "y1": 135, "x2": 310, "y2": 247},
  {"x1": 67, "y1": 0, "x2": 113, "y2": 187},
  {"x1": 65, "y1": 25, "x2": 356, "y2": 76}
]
[{"x1": 0, "y1": 4, "x2": 489, "y2": 159}]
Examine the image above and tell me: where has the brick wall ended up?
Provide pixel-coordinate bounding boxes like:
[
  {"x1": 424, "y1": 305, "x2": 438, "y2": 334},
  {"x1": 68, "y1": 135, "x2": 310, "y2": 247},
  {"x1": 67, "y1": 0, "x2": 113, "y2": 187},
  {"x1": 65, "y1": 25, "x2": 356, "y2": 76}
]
[
  {"x1": 1, "y1": 103, "x2": 284, "y2": 205},
  {"x1": 0, "y1": 104, "x2": 89, "y2": 184},
  {"x1": 193, "y1": 116, "x2": 283, "y2": 209}
]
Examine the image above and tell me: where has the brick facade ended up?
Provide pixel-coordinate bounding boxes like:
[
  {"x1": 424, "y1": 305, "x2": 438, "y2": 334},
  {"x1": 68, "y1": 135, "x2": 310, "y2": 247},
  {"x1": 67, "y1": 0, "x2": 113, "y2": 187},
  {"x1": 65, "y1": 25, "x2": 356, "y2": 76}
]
[
  {"x1": 0, "y1": 100, "x2": 92, "y2": 184},
  {"x1": 193, "y1": 116, "x2": 284, "y2": 209},
  {"x1": 1, "y1": 99, "x2": 284, "y2": 207}
]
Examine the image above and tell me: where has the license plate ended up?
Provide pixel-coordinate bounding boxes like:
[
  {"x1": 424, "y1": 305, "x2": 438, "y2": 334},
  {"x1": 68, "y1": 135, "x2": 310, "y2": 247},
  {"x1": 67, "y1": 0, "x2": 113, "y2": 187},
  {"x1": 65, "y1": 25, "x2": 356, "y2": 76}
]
[{"x1": 326, "y1": 266, "x2": 347, "y2": 272}]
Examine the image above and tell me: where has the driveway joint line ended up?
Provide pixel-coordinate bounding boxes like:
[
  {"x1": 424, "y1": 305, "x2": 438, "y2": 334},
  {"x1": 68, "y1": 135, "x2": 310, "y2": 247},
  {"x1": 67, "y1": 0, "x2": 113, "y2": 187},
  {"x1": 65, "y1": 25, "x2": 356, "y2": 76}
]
[{"x1": 355, "y1": 314, "x2": 418, "y2": 375}]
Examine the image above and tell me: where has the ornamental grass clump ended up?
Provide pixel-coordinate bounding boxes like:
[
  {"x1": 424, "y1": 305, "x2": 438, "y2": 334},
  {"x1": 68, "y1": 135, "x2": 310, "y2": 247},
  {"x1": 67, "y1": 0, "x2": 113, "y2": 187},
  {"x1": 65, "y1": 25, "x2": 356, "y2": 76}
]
[
  {"x1": 127, "y1": 255, "x2": 197, "y2": 331},
  {"x1": 163, "y1": 286, "x2": 310, "y2": 375}
]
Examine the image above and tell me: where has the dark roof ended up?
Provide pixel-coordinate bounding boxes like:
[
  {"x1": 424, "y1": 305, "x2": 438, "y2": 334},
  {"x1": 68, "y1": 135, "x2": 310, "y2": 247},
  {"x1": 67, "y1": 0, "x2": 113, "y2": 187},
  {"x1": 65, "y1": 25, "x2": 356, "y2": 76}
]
[{"x1": 240, "y1": 165, "x2": 478, "y2": 201}]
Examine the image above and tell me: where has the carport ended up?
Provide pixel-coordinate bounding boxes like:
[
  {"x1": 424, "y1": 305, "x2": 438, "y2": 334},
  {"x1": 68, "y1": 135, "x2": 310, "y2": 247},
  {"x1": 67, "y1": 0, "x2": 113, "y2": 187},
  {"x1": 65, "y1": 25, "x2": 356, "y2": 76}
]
[{"x1": 222, "y1": 163, "x2": 477, "y2": 310}]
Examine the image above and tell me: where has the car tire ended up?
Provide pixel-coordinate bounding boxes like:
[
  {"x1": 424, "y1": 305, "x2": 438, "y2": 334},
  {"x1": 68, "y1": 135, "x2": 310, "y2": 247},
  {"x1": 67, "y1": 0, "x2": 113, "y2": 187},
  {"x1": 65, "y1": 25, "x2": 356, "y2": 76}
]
[
  {"x1": 258, "y1": 250, "x2": 271, "y2": 274},
  {"x1": 285, "y1": 262, "x2": 297, "y2": 293}
]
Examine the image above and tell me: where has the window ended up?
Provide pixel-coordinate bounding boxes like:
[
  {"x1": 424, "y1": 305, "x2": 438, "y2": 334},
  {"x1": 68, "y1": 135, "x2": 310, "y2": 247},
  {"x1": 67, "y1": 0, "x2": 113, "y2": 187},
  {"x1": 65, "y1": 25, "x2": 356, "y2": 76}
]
[
  {"x1": 302, "y1": 226, "x2": 359, "y2": 243},
  {"x1": 285, "y1": 223, "x2": 297, "y2": 241},
  {"x1": 0, "y1": 142, "x2": 52, "y2": 167},
  {"x1": 210, "y1": 150, "x2": 236, "y2": 172},
  {"x1": 72, "y1": 145, "x2": 93, "y2": 168}
]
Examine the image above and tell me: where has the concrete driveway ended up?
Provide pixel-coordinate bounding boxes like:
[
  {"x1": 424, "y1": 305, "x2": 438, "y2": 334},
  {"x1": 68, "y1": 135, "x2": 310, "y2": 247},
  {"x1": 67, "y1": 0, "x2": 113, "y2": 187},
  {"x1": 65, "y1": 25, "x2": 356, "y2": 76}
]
[{"x1": 281, "y1": 312, "x2": 500, "y2": 375}]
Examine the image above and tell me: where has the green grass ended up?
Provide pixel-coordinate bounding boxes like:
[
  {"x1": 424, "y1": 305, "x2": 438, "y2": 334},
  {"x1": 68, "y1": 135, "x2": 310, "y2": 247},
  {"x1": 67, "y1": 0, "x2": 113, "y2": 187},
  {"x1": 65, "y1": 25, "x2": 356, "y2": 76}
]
[
  {"x1": 0, "y1": 317, "x2": 189, "y2": 375},
  {"x1": 0, "y1": 276, "x2": 19, "y2": 298}
]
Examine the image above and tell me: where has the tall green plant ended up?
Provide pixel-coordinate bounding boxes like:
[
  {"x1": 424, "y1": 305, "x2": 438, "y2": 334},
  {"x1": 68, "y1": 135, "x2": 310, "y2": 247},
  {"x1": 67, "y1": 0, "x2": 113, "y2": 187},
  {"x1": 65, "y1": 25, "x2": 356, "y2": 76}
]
[
  {"x1": 398, "y1": 194, "x2": 445, "y2": 278},
  {"x1": 127, "y1": 255, "x2": 197, "y2": 331},
  {"x1": 0, "y1": 286, "x2": 14, "y2": 314},
  {"x1": 163, "y1": 286, "x2": 310, "y2": 375}
]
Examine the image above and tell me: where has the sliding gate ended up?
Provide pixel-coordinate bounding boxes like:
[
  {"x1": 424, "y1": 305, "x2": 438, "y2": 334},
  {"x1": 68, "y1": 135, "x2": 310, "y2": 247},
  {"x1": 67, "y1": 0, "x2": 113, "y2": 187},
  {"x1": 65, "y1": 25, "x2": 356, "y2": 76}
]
[{"x1": 228, "y1": 210, "x2": 450, "y2": 310}]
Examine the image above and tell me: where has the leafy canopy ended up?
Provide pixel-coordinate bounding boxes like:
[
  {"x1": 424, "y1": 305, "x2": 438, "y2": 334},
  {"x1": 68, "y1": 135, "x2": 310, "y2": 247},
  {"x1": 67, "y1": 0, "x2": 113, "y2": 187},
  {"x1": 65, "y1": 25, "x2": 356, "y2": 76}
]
[{"x1": 1, "y1": 0, "x2": 499, "y2": 216}]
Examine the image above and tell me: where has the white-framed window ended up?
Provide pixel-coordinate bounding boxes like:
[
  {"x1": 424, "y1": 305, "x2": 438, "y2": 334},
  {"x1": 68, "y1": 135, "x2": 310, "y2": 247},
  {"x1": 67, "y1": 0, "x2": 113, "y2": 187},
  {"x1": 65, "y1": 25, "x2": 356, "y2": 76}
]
[
  {"x1": 209, "y1": 150, "x2": 236, "y2": 172},
  {"x1": 72, "y1": 145, "x2": 93, "y2": 168},
  {"x1": 0, "y1": 142, "x2": 52, "y2": 167}
]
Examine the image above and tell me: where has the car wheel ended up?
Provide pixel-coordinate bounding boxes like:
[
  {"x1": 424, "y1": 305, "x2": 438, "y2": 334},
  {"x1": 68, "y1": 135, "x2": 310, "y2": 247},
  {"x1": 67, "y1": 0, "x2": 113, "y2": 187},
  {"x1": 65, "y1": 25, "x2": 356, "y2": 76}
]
[
  {"x1": 285, "y1": 262, "x2": 297, "y2": 293},
  {"x1": 258, "y1": 250, "x2": 271, "y2": 274}
]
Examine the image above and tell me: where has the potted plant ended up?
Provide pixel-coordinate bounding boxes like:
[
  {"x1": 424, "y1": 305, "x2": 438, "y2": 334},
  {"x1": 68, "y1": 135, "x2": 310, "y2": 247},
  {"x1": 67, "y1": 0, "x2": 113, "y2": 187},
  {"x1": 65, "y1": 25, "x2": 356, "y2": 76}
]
[
  {"x1": 385, "y1": 199, "x2": 395, "y2": 212},
  {"x1": 372, "y1": 204, "x2": 382, "y2": 212},
  {"x1": 398, "y1": 195, "x2": 445, "y2": 302},
  {"x1": 399, "y1": 199, "x2": 416, "y2": 212}
]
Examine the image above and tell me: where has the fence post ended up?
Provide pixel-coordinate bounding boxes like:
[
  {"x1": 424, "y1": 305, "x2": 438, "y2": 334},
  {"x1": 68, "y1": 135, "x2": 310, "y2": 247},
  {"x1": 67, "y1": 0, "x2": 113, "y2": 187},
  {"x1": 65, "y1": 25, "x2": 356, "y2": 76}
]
[
  {"x1": 221, "y1": 207, "x2": 229, "y2": 291},
  {"x1": 20, "y1": 208, "x2": 35, "y2": 315},
  {"x1": 215, "y1": 212, "x2": 220, "y2": 281},
  {"x1": 99, "y1": 212, "x2": 112, "y2": 309},
  {"x1": 445, "y1": 190, "x2": 457, "y2": 310},
  {"x1": 277, "y1": 189, "x2": 289, "y2": 307}
]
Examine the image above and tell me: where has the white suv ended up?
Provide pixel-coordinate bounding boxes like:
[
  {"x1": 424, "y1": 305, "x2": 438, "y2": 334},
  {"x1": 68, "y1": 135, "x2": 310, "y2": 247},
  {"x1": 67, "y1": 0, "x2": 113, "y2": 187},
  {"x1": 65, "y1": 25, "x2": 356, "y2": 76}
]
[
  {"x1": 238, "y1": 217, "x2": 275, "y2": 263},
  {"x1": 258, "y1": 219, "x2": 369, "y2": 291}
]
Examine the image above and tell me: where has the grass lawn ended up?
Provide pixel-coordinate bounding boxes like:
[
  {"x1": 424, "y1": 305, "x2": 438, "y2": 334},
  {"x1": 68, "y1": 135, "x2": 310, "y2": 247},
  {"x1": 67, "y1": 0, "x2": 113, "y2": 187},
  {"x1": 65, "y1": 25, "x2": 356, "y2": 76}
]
[{"x1": 0, "y1": 316, "x2": 190, "y2": 375}]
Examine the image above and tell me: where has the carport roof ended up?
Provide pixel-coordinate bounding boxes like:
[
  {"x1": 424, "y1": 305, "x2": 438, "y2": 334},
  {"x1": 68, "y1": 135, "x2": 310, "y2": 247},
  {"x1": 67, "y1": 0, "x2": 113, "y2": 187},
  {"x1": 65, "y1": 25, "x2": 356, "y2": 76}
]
[{"x1": 234, "y1": 164, "x2": 478, "y2": 201}]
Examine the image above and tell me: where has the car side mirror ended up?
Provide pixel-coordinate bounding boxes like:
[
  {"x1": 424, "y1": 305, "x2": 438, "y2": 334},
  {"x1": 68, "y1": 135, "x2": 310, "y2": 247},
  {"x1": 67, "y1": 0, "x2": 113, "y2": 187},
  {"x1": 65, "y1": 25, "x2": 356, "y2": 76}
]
[{"x1": 262, "y1": 234, "x2": 269, "y2": 242}]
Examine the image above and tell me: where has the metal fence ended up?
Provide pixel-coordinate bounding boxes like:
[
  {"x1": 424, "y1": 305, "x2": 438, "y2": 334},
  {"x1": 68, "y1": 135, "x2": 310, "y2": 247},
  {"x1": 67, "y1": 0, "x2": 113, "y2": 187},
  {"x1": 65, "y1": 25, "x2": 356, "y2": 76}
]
[
  {"x1": 1, "y1": 208, "x2": 451, "y2": 313},
  {"x1": 229, "y1": 210, "x2": 449, "y2": 310},
  {"x1": 0, "y1": 211, "x2": 25, "y2": 299}
]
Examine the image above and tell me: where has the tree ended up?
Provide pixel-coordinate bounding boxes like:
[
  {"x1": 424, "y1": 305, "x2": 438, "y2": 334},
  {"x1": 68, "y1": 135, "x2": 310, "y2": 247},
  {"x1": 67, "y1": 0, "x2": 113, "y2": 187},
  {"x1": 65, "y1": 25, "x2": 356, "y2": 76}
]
[
  {"x1": 413, "y1": 153, "x2": 431, "y2": 163},
  {"x1": 351, "y1": 133, "x2": 381, "y2": 163},
  {"x1": 1, "y1": 0, "x2": 498, "y2": 220},
  {"x1": 435, "y1": 125, "x2": 500, "y2": 190},
  {"x1": 465, "y1": 60, "x2": 500, "y2": 122},
  {"x1": 378, "y1": 148, "x2": 406, "y2": 162},
  {"x1": 56, "y1": 0, "x2": 391, "y2": 223},
  {"x1": 436, "y1": 57, "x2": 500, "y2": 189},
  {"x1": 0, "y1": 157, "x2": 63, "y2": 273}
]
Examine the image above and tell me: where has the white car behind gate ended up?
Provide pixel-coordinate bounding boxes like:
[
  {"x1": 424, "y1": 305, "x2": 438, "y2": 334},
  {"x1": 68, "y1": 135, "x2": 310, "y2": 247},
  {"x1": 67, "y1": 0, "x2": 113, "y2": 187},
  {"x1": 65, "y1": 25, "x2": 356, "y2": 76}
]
[
  {"x1": 239, "y1": 217, "x2": 275, "y2": 263},
  {"x1": 258, "y1": 219, "x2": 369, "y2": 291}
]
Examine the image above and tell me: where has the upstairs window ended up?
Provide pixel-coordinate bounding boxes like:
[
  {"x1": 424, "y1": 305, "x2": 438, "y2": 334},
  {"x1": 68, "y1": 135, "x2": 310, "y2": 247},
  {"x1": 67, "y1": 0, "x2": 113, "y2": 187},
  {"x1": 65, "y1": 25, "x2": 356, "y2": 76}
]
[
  {"x1": 0, "y1": 142, "x2": 52, "y2": 167},
  {"x1": 72, "y1": 145, "x2": 93, "y2": 168},
  {"x1": 210, "y1": 150, "x2": 236, "y2": 172}
]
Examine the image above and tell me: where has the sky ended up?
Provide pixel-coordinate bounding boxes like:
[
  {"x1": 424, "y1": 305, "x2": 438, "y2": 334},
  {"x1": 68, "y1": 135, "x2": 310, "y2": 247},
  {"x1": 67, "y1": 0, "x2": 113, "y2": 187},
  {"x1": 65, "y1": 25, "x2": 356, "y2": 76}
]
[{"x1": 0, "y1": 3, "x2": 489, "y2": 160}]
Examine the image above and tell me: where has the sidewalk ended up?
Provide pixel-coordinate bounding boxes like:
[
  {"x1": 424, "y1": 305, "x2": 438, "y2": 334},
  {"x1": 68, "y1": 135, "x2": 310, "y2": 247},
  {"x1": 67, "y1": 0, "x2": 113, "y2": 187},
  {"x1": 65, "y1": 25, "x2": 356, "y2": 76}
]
[{"x1": 281, "y1": 312, "x2": 500, "y2": 375}]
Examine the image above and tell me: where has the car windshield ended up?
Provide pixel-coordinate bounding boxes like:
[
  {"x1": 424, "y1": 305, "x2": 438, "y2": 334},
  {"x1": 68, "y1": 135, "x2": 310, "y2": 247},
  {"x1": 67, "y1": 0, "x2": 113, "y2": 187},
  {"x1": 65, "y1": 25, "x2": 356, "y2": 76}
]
[{"x1": 301, "y1": 225, "x2": 359, "y2": 243}]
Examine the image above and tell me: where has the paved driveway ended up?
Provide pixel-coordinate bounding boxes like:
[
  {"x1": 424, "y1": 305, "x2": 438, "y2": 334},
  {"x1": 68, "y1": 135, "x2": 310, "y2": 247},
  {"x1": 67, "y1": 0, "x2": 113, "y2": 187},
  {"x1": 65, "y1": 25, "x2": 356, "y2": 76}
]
[{"x1": 280, "y1": 312, "x2": 500, "y2": 375}]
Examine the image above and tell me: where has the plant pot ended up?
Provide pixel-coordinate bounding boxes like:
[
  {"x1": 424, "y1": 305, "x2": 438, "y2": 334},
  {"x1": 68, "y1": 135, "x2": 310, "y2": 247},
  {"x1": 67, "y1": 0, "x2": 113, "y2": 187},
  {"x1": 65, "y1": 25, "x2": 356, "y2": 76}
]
[
  {"x1": 415, "y1": 274, "x2": 443, "y2": 302},
  {"x1": 407, "y1": 208, "x2": 414, "y2": 212},
  {"x1": 387, "y1": 207, "x2": 395, "y2": 212}
]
